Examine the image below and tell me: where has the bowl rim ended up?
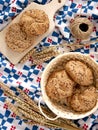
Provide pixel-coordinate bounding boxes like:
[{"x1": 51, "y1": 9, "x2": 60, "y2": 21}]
[{"x1": 41, "y1": 52, "x2": 98, "y2": 120}]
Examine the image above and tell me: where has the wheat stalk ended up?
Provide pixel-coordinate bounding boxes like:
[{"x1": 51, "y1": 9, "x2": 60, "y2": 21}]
[
  {"x1": 0, "y1": 82, "x2": 16, "y2": 96},
  {"x1": 16, "y1": 87, "x2": 40, "y2": 111},
  {"x1": 1, "y1": 82, "x2": 80, "y2": 130},
  {"x1": 19, "y1": 38, "x2": 98, "y2": 65},
  {"x1": 5, "y1": 88, "x2": 55, "y2": 118},
  {"x1": 20, "y1": 48, "x2": 36, "y2": 63}
]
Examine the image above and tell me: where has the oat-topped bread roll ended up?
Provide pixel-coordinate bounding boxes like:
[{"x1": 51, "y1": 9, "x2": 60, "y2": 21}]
[
  {"x1": 64, "y1": 60, "x2": 94, "y2": 86},
  {"x1": 20, "y1": 9, "x2": 49, "y2": 36},
  {"x1": 46, "y1": 70, "x2": 76, "y2": 104},
  {"x1": 70, "y1": 85, "x2": 97, "y2": 112},
  {"x1": 5, "y1": 23, "x2": 34, "y2": 52}
]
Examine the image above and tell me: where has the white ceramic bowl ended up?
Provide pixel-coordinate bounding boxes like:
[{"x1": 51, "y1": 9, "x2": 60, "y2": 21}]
[{"x1": 40, "y1": 52, "x2": 98, "y2": 120}]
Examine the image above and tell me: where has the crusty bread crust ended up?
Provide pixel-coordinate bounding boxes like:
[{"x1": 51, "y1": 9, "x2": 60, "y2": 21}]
[
  {"x1": 5, "y1": 23, "x2": 34, "y2": 52},
  {"x1": 20, "y1": 9, "x2": 49, "y2": 36}
]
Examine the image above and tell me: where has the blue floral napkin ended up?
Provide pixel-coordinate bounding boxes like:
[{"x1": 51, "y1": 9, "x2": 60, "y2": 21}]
[{"x1": 0, "y1": 0, "x2": 98, "y2": 130}]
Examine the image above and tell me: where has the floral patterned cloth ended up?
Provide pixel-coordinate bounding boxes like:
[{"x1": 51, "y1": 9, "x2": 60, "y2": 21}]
[{"x1": 0, "y1": 0, "x2": 98, "y2": 130}]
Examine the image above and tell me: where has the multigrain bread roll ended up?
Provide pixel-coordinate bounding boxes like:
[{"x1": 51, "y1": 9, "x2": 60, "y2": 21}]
[
  {"x1": 5, "y1": 9, "x2": 49, "y2": 52},
  {"x1": 64, "y1": 60, "x2": 94, "y2": 86},
  {"x1": 46, "y1": 70, "x2": 76, "y2": 104},
  {"x1": 20, "y1": 9, "x2": 49, "y2": 36},
  {"x1": 5, "y1": 23, "x2": 34, "y2": 52},
  {"x1": 70, "y1": 85, "x2": 97, "y2": 112}
]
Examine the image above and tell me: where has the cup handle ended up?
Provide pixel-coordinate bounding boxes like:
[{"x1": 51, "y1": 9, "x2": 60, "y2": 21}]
[{"x1": 38, "y1": 98, "x2": 59, "y2": 121}]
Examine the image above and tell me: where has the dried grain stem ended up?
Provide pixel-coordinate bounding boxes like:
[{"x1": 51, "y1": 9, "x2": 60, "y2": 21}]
[
  {"x1": 1, "y1": 82, "x2": 80, "y2": 130},
  {"x1": 32, "y1": 56, "x2": 54, "y2": 65},
  {"x1": 16, "y1": 87, "x2": 39, "y2": 110},
  {"x1": 0, "y1": 82, "x2": 16, "y2": 96},
  {"x1": 20, "y1": 48, "x2": 36, "y2": 63}
]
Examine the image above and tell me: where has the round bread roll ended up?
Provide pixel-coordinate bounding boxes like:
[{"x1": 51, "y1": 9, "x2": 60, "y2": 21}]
[
  {"x1": 20, "y1": 9, "x2": 49, "y2": 36},
  {"x1": 64, "y1": 60, "x2": 94, "y2": 86},
  {"x1": 5, "y1": 23, "x2": 34, "y2": 52},
  {"x1": 46, "y1": 70, "x2": 76, "y2": 104},
  {"x1": 70, "y1": 85, "x2": 97, "y2": 112}
]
